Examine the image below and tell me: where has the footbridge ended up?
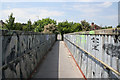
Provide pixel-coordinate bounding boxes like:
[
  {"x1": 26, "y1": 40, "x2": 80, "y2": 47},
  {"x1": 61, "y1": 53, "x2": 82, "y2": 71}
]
[{"x1": 0, "y1": 29, "x2": 120, "y2": 79}]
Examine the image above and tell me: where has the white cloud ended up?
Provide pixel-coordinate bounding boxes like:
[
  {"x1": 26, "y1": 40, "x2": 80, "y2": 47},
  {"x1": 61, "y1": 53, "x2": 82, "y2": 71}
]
[
  {"x1": 69, "y1": 2, "x2": 113, "y2": 16},
  {"x1": 61, "y1": 2, "x2": 116, "y2": 27},
  {"x1": 98, "y1": 2, "x2": 113, "y2": 8},
  {"x1": 1, "y1": 8, "x2": 64, "y2": 23},
  {"x1": 73, "y1": 4, "x2": 102, "y2": 13},
  {"x1": 99, "y1": 15, "x2": 117, "y2": 20},
  {"x1": 0, "y1": 1, "x2": 117, "y2": 27}
]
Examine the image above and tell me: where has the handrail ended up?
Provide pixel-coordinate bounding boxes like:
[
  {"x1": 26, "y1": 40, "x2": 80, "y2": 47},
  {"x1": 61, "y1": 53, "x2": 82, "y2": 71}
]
[
  {"x1": 64, "y1": 37, "x2": 120, "y2": 76},
  {"x1": 66, "y1": 33, "x2": 120, "y2": 35},
  {"x1": 66, "y1": 28, "x2": 120, "y2": 35}
]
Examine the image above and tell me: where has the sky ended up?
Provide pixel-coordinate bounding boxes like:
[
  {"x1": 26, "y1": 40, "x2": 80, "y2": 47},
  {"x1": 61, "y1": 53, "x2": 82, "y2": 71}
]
[{"x1": 0, "y1": 0, "x2": 119, "y2": 27}]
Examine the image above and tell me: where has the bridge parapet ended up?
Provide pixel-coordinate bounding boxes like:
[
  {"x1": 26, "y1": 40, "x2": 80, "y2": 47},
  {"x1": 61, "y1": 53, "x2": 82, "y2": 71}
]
[
  {"x1": 69, "y1": 28, "x2": 120, "y2": 35},
  {"x1": 64, "y1": 29, "x2": 120, "y2": 79},
  {"x1": 0, "y1": 30, "x2": 56, "y2": 79}
]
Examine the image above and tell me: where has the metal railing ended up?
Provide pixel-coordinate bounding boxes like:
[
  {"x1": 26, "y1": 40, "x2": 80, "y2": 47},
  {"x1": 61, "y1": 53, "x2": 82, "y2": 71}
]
[{"x1": 64, "y1": 33, "x2": 120, "y2": 78}]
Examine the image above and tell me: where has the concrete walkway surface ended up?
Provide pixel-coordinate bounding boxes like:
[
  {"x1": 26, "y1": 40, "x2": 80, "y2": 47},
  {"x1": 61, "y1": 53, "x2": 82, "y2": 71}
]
[{"x1": 32, "y1": 41, "x2": 83, "y2": 78}]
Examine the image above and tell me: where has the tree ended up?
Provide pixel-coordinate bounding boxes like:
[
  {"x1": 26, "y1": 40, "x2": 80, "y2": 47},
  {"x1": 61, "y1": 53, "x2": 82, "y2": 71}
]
[
  {"x1": 117, "y1": 24, "x2": 120, "y2": 28},
  {"x1": 101, "y1": 26, "x2": 112, "y2": 29},
  {"x1": 43, "y1": 23, "x2": 58, "y2": 33},
  {"x1": 58, "y1": 20, "x2": 72, "y2": 34},
  {"x1": 33, "y1": 18, "x2": 56, "y2": 32},
  {"x1": 27, "y1": 19, "x2": 32, "y2": 31},
  {"x1": 5, "y1": 13, "x2": 15, "y2": 30},
  {"x1": 14, "y1": 22, "x2": 23, "y2": 30},
  {"x1": 22, "y1": 19, "x2": 34, "y2": 31},
  {"x1": 58, "y1": 21, "x2": 83, "y2": 34},
  {"x1": 0, "y1": 20, "x2": 8, "y2": 30},
  {"x1": 34, "y1": 25, "x2": 43, "y2": 32},
  {"x1": 71, "y1": 23, "x2": 82, "y2": 32},
  {"x1": 81, "y1": 20, "x2": 91, "y2": 31}
]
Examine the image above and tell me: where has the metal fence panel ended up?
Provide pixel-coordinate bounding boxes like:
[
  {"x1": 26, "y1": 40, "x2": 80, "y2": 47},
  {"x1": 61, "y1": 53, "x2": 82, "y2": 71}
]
[{"x1": 64, "y1": 33, "x2": 120, "y2": 79}]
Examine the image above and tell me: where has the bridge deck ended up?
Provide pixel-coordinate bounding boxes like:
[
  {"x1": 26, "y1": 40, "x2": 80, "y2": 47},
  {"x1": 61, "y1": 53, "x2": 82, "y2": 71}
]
[{"x1": 32, "y1": 41, "x2": 83, "y2": 78}]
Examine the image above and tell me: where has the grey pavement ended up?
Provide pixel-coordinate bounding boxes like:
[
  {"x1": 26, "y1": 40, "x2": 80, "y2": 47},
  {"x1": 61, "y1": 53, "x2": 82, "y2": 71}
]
[{"x1": 32, "y1": 41, "x2": 83, "y2": 78}]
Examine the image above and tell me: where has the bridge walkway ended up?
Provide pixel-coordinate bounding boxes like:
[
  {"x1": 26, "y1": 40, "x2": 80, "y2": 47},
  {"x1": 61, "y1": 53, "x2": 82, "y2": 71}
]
[{"x1": 32, "y1": 41, "x2": 84, "y2": 78}]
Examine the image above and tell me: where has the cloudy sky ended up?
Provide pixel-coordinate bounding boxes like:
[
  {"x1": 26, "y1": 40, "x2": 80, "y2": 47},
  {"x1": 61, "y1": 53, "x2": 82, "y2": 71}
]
[{"x1": 0, "y1": 0, "x2": 119, "y2": 27}]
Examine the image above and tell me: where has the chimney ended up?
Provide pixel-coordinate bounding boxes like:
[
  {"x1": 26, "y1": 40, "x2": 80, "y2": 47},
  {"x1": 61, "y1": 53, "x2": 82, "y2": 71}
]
[{"x1": 91, "y1": 22, "x2": 94, "y2": 26}]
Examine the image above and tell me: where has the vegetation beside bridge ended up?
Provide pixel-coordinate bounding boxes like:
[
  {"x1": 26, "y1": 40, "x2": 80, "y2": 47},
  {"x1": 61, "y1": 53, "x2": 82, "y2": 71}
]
[{"x1": 0, "y1": 13, "x2": 119, "y2": 34}]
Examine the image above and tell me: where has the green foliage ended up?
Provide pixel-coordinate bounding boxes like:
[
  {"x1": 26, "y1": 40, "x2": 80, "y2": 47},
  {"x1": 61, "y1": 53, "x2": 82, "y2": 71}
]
[
  {"x1": 0, "y1": 23, "x2": 8, "y2": 30},
  {"x1": 22, "y1": 19, "x2": 34, "y2": 31},
  {"x1": 5, "y1": 13, "x2": 15, "y2": 30},
  {"x1": 33, "y1": 18, "x2": 56, "y2": 32},
  {"x1": 3, "y1": 13, "x2": 111, "y2": 33},
  {"x1": 3, "y1": 13, "x2": 57, "y2": 32},
  {"x1": 25, "y1": 19, "x2": 34, "y2": 31},
  {"x1": 58, "y1": 21, "x2": 71, "y2": 34},
  {"x1": 71, "y1": 23, "x2": 82, "y2": 32},
  {"x1": 117, "y1": 24, "x2": 120, "y2": 28},
  {"x1": 58, "y1": 20, "x2": 83, "y2": 34},
  {"x1": 0, "y1": 25, "x2": 2, "y2": 30},
  {"x1": 34, "y1": 25, "x2": 42, "y2": 32},
  {"x1": 101, "y1": 26, "x2": 112, "y2": 29},
  {"x1": 14, "y1": 22, "x2": 23, "y2": 30},
  {"x1": 4, "y1": 13, "x2": 23, "y2": 30},
  {"x1": 81, "y1": 20, "x2": 91, "y2": 31}
]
